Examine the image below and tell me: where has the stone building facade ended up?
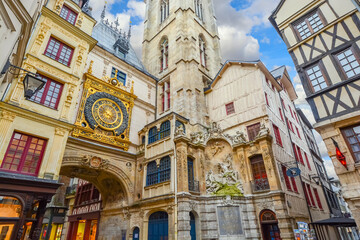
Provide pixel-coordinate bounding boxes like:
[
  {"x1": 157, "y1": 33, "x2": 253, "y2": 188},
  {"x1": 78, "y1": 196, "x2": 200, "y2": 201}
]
[
  {"x1": 0, "y1": 0, "x2": 344, "y2": 240},
  {"x1": 270, "y1": 0, "x2": 360, "y2": 228}
]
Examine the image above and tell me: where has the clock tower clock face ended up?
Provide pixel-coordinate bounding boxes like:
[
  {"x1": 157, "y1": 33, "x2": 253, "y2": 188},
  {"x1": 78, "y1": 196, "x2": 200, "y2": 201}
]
[{"x1": 84, "y1": 92, "x2": 129, "y2": 135}]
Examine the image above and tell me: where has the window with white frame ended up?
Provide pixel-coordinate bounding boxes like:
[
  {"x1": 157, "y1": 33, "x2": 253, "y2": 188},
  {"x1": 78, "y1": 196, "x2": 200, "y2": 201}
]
[
  {"x1": 160, "y1": 38, "x2": 168, "y2": 71},
  {"x1": 305, "y1": 63, "x2": 329, "y2": 93},
  {"x1": 294, "y1": 10, "x2": 325, "y2": 40},
  {"x1": 160, "y1": 0, "x2": 169, "y2": 23},
  {"x1": 336, "y1": 47, "x2": 360, "y2": 79}
]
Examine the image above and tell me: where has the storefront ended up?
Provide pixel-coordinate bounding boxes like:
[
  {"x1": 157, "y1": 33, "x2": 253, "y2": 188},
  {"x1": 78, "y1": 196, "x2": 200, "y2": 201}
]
[
  {"x1": 66, "y1": 181, "x2": 101, "y2": 240},
  {"x1": 0, "y1": 172, "x2": 61, "y2": 240}
]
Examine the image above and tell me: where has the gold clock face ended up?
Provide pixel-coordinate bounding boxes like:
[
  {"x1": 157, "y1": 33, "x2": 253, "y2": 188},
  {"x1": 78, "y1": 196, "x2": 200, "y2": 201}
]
[{"x1": 92, "y1": 98, "x2": 123, "y2": 130}]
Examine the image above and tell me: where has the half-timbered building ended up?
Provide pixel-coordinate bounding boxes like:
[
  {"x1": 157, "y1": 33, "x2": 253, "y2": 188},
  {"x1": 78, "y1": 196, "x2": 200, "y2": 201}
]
[{"x1": 270, "y1": 0, "x2": 360, "y2": 228}]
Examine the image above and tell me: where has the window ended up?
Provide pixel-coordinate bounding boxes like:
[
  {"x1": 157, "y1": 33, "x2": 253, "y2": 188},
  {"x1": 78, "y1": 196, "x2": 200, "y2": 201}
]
[
  {"x1": 336, "y1": 47, "x2": 360, "y2": 79},
  {"x1": 282, "y1": 165, "x2": 292, "y2": 191},
  {"x1": 313, "y1": 188, "x2": 323, "y2": 209},
  {"x1": 279, "y1": 108, "x2": 284, "y2": 122},
  {"x1": 273, "y1": 124, "x2": 283, "y2": 147},
  {"x1": 247, "y1": 123, "x2": 261, "y2": 141},
  {"x1": 281, "y1": 98, "x2": 285, "y2": 109},
  {"x1": 265, "y1": 93, "x2": 269, "y2": 106},
  {"x1": 148, "y1": 127, "x2": 158, "y2": 144},
  {"x1": 159, "y1": 121, "x2": 171, "y2": 139},
  {"x1": 295, "y1": 111, "x2": 299, "y2": 123},
  {"x1": 45, "y1": 37, "x2": 74, "y2": 66},
  {"x1": 225, "y1": 102, "x2": 235, "y2": 115},
  {"x1": 160, "y1": 39, "x2": 169, "y2": 71},
  {"x1": 161, "y1": 81, "x2": 170, "y2": 111},
  {"x1": 146, "y1": 156, "x2": 171, "y2": 186},
  {"x1": 251, "y1": 155, "x2": 270, "y2": 191},
  {"x1": 289, "y1": 106, "x2": 294, "y2": 118},
  {"x1": 296, "y1": 127, "x2": 301, "y2": 139},
  {"x1": 29, "y1": 75, "x2": 63, "y2": 109},
  {"x1": 148, "y1": 121, "x2": 171, "y2": 144},
  {"x1": 111, "y1": 67, "x2": 126, "y2": 86},
  {"x1": 291, "y1": 177, "x2": 298, "y2": 193},
  {"x1": 297, "y1": 146, "x2": 305, "y2": 165},
  {"x1": 75, "y1": 183, "x2": 100, "y2": 206},
  {"x1": 294, "y1": 10, "x2": 324, "y2": 40},
  {"x1": 199, "y1": 37, "x2": 206, "y2": 67},
  {"x1": 306, "y1": 184, "x2": 316, "y2": 207},
  {"x1": 1, "y1": 132, "x2": 47, "y2": 176},
  {"x1": 194, "y1": 0, "x2": 203, "y2": 20},
  {"x1": 59, "y1": 5, "x2": 77, "y2": 25},
  {"x1": 160, "y1": 0, "x2": 169, "y2": 23},
  {"x1": 293, "y1": 143, "x2": 299, "y2": 162},
  {"x1": 341, "y1": 124, "x2": 360, "y2": 162},
  {"x1": 302, "y1": 182, "x2": 311, "y2": 206},
  {"x1": 305, "y1": 64, "x2": 329, "y2": 92},
  {"x1": 304, "y1": 152, "x2": 311, "y2": 170},
  {"x1": 266, "y1": 78, "x2": 269, "y2": 85}
]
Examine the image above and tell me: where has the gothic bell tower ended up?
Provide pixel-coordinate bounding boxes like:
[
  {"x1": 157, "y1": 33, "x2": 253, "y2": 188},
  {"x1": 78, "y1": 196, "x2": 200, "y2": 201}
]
[{"x1": 142, "y1": 0, "x2": 222, "y2": 124}]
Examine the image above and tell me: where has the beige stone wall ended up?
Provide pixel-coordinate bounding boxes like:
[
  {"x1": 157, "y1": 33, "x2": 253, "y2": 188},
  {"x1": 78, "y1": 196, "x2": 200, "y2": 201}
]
[{"x1": 0, "y1": 0, "x2": 96, "y2": 181}]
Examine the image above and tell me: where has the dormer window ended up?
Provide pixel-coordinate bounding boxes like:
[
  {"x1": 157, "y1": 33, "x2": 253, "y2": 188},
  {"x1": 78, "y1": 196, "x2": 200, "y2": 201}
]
[
  {"x1": 294, "y1": 10, "x2": 325, "y2": 40},
  {"x1": 160, "y1": 0, "x2": 169, "y2": 23},
  {"x1": 60, "y1": 5, "x2": 77, "y2": 25}
]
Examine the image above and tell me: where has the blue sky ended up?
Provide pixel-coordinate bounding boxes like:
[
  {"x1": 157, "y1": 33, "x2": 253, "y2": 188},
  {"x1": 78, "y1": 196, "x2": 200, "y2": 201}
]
[{"x1": 89, "y1": 0, "x2": 337, "y2": 177}]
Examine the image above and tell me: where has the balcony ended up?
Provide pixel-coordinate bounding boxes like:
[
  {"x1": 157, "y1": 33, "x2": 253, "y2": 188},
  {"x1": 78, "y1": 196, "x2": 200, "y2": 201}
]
[
  {"x1": 188, "y1": 180, "x2": 200, "y2": 193},
  {"x1": 252, "y1": 178, "x2": 270, "y2": 193}
]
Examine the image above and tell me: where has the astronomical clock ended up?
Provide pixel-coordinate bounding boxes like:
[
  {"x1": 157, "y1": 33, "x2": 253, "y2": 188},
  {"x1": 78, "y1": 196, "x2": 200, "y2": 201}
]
[{"x1": 73, "y1": 68, "x2": 136, "y2": 151}]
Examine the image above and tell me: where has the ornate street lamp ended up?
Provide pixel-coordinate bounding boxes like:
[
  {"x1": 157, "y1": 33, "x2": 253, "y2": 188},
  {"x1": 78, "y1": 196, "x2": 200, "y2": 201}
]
[{"x1": 22, "y1": 74, "x2": 46, "y2": 99}]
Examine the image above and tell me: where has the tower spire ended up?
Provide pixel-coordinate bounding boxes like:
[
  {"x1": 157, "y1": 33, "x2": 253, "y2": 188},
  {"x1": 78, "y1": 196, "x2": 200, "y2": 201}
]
[
  {"x1": 101, "y1": 1, "x2": 107, "y2": 20},
  {"x1": 127, "y1": 20, "x2": 132, "y2": 40}
]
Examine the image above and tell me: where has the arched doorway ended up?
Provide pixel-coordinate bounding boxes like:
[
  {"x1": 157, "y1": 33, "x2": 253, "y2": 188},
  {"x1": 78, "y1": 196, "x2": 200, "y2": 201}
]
[
  {"x1": 148, "y1": 211, "x2": 168, "y2": 240},
  {"x1": 260, "y1": 210, "x2": 281, "y2": 240},
  {"x1": 189, "y1": 212, "x2": 196, "y2": 240},
  {"x1": 133, "y1": 227, "x2": 140, "y2": 240},
  {"x1": 0, "y1": 195, "x2": 22, "y2": 240}
]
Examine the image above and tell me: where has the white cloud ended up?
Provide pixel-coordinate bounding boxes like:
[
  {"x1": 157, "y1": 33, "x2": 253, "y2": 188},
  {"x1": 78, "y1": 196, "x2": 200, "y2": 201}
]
[
  {"x1": 261, "y1": 37, "x2": 270, "y2": 44},
  {"x1": 213, "y1": 0, "x2": 280, "y2": 61}
]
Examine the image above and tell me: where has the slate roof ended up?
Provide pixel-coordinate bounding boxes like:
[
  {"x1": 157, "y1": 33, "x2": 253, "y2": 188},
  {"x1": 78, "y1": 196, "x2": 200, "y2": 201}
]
[{"x1": 92, "y1": 20, "x2": 147, "y2": 72}]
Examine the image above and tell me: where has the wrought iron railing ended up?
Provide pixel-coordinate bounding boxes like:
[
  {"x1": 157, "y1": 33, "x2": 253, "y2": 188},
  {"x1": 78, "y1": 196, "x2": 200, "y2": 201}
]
[
  {"x1": 188, "y1": 180, "x2": 200, "y2": 192},
  {"x1": 252, "y1": 178, "x2": 270, "y2": 192}
]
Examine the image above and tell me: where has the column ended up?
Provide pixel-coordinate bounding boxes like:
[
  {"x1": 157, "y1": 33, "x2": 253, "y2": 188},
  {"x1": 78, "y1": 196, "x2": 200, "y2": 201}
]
[{"x1": 175, "y1": 141, "x2": 188, "y2": 192}]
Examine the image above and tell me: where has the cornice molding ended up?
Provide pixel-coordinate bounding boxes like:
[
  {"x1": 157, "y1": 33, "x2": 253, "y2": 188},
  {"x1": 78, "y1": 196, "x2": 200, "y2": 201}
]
[{"x1": 0, "y1": 101, "x2": 74, "y2": 130}]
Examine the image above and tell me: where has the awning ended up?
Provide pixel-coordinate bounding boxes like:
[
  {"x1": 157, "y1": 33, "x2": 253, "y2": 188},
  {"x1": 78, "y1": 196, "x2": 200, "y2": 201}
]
[{"x1": 311, "y1": 217, "x2": 357, "y2": 227}]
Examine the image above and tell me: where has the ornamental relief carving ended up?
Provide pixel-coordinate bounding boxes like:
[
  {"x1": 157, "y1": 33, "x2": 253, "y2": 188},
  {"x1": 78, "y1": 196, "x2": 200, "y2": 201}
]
[{"x1": 0, "y1": 110, "x2": 16, "y2": 121}]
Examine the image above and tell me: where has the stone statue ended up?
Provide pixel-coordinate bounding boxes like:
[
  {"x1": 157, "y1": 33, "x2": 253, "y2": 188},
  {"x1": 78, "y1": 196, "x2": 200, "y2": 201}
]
[
  {"x1": 175, "y1": 124, "x2": 185, "y2": 137},
  {"x1": 256, "y1": 124, "x2": 269, "y2": 138},
  {"x1": 232, "y1": 131, "x2": 247, "y2": 144}
]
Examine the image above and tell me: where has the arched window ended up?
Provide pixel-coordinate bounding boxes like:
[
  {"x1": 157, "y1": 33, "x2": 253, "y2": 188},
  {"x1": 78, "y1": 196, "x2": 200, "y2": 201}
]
[
  {"x1": 199, "y1": 37, "x2": 206, "y2": 67},
  {"x1": 250, "y1": 155, "x2": 270, "y2": 191},
  {"x1": 160, "y1": 0, "x2": 169, "y2": 23},
  {"x1": 194, "y1": 0, "x2": 203, "y2": 20},
  {"x1": 133, "y1": 227, "x2": 140, "y2": 240},
  {"x1": 148, "y1": 212, "x2": 168, "y2": 240},
  {"x1": 160, "y1": 38, "x2": 169, "y2": 71},
  {"x1": 260, "y1": 210, "x2": 281, "y2": 240},
  {"x1": 159, "y1": 121, "x2": 171, "y2": 139},
  {"x1": 148, "y1": 127, "x2": 158, "y2": 144},
  {"x1": 0, "y1": 196, "x2": 22, "y2": 240},
  {"x1": 146, "y1": 156, "x2": 171, "y2": 186}
]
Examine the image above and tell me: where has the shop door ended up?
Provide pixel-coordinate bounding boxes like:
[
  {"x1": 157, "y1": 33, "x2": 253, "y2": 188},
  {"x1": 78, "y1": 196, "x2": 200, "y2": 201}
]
[
  {"x1": 189, "y1": 212, "x2": 196, "y2": 240},
  {"x1": 148, "y1": 212, "x2": 168, "y2": 240},
  {"x1": 262, "y1": 224, "x2": 281, "y2": 240},
  {"x1": 133, "y1": 227, "x2": 140, "y2": 240}
]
